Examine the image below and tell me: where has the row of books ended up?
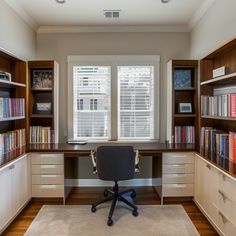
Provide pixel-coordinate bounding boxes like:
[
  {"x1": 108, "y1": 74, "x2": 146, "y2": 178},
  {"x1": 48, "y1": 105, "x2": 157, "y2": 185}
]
[
  {"x1": 174, "y1": 126, "x2": 195, "y2": 144},
  {"x1": 201, "y1": 94, "x2": 236, "y2": 117},
  {"x1": 30, "y1": 126, "x2": 55, "y2": 143},
  {"x1": 0, "y1": 98, "x2": 25, "y2": 119},
  {"x1": 200, "y1": 127, "x2": 236, "y2": 163},
  {"x1": 0, "y1": 129, "x2": 26, "y2": 155}
]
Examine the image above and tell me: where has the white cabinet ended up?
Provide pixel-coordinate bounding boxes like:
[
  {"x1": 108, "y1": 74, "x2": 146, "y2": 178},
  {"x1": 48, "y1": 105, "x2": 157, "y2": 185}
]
[
  {"x1": 195, "y1": 154, "x2": 236, "y2": 236},
  {"x1": 0, "y1": 155, "x2": 31, "y2": 233},
  {"x1": 0, "y1": 166, "x2": 12, "y2": 231},
  {"x1": 162, "y1": 152, "x2": 195, "y2": 202}
]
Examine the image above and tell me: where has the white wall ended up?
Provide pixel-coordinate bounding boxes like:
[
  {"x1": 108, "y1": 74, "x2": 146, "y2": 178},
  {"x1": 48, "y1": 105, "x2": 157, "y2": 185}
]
[
  {"x1": 0, "y1": 1, "x2": 36, "y2": 60},
  {"x1": 37, "y1": 32, "x2": 190, "y2": 144},
  {"x1": 190, "y1": 0, "x2": 236, "y2": 59}
]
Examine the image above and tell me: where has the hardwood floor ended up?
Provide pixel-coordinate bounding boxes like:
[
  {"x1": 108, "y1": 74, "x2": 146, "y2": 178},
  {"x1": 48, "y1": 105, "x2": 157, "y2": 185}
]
[{"x1": 3, "y1": 187, "x2": 218, "y2": 236}]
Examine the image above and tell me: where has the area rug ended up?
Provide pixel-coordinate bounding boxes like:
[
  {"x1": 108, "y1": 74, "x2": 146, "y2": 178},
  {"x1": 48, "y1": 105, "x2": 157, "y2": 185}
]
[{"x1": 24, "y1": 205, "x2": 199, "y2": 236}]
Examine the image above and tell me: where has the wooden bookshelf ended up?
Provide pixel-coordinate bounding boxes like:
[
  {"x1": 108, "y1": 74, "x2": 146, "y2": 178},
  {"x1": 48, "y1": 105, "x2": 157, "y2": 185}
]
[
  {"x1": 27, "y1": 61, "x2": 59, "y2": 143},
  {"x1": 0, "y1": 49, "x2": 27, "y2": 156},
  {"x1": 166, "y1": 60, "x2": 198, "y2": 146},
  {"x1": 200, "y1": 72, "x2": 236, "y2": 86}
]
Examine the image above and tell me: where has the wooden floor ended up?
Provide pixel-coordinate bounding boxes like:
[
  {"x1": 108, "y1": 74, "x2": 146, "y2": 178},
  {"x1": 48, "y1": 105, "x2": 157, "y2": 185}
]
[{"x1": 3, "y1": 187, "x2": 218, "y2": 236}]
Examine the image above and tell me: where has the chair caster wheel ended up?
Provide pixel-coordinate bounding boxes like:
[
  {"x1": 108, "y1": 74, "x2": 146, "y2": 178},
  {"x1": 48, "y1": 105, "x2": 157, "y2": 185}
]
[
  {"x1": 103, "y1": 189, "x2": 109, "y2": 197},
  {"x1": 132, "y1": 210, "x2": 138, "y2": 217},
  {"x1": 131, "y1": 191, "x2": 136, "y2": 198},
  {"x1": 91, "y1": 206, "x2": 96, "y2": 213},
  {"x1": 107, "y1": 218, "x2": 113, "y2": 226}
]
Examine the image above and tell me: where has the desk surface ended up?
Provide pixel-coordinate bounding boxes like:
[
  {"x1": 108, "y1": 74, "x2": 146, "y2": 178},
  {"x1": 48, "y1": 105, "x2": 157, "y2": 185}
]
[{"x1": 27, "y1": 142, "x2": 195, "y2": 155}]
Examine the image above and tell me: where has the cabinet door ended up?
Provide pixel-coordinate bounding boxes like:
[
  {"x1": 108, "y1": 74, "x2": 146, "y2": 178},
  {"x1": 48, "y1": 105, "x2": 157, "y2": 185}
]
[
  {"x1": 12, "y1": 156, "x2": 30, "y2": 214},
  {"x1": 0, "y1": 166, "x2": 12, "y2": 231}
]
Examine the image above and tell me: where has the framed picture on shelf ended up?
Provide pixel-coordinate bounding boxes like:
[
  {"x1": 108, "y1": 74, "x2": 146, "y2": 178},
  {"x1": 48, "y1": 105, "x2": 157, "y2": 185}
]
[
  {"x1": 174, "y1": 69, "x2": 193, "y2": 89},
  {"x1": 34, "y1": 102, "x2": 52, "y2": 114},
  {"x1": 32, "y1": 70, "x2": 52, "y2": 89},
  {"x1": 178, "y1": 103, "x2": 192, "y2": 113}
]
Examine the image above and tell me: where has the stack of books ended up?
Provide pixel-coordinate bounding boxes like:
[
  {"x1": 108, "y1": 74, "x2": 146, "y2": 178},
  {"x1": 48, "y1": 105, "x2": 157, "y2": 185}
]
[
  {"x1": 200, "y1": 127, "x2": 236, "y2": 163},
  {"x1": 0, "y1": 98, "x2": 25, "y2": 119},
  {"x1": 0, "y1": 129, "x2": 26, "y2": 155},
  {"x1": 174, "y1": 126, "x2": 195, "y2": 143},
  {"x1": 201, "y1": 94, "x2": 236, "y2": 117},
  {"x1": 30, "y1": 126, "x2": 54, "y2": 143}
]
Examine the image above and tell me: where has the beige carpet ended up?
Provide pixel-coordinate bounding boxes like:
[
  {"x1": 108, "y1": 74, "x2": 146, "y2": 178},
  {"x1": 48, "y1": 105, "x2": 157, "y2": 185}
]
[{"x1": 25, "y1": 205, "x2": 199, "y2": 236}]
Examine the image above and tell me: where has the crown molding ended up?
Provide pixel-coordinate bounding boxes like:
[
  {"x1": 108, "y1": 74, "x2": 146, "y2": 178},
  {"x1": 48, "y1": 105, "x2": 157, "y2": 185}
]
[
  {"x1": 189, "y1": 0, "x2": 216, "y2": 28},
  {"x1": 4, "y1": 0, "x2": 38, "y2": 31},
  {"x1": 37, "y1": 24, "x2": 190, "y2": 34}
]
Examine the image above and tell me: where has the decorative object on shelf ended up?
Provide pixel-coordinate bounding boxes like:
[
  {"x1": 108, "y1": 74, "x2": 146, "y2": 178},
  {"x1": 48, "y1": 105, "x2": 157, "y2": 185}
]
[
  {"x1": 213, "y1": 66, "x2": 227, "y2": 78},
  {"x1": 0, "y1": 71, "x2": 11, "y2": 81},
  {"x1": 32, "y1": 70, "x2": 52, "y2": 89},
  {"x1": 178, "y1": 103, "x2": 192, "y2": 113},
  {"x1": 34, "y1": 102, "x2": 52, "y2": 114},
  {"x1": 174, "y1": 69, "x2": 192, "y2": 89}
]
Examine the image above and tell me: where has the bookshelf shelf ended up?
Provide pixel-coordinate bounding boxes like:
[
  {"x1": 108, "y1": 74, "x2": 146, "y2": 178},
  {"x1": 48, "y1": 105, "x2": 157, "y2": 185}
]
[
  {"x1": 0, "y1": 79, "x2": 26, "y2": 88},
  {"x1": 30, "y1": 114, "x2": 53, "y2": 118},
  {"x1": 31, "y1": 88, "x2": 52, "y2": 91},
  {"x1": 0, "y1": 116, "x2": 25, "y2": 122},
  {"x1": 201, "y1": 115, "x2": 236, "y2": 121},
  {"x1": 174, "y1": 114, "x2": 196, "y2": 118},
  {"x1": 200, "y1": 72, "x2": 236, "y2": 86},
  {"x1": 174, "y1": 87, "x2": 196, "y2": 91}
]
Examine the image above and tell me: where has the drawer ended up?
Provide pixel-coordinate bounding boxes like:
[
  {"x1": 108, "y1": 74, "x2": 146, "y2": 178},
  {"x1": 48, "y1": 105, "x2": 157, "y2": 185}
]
[
  {"x1": 218, "y1": 210, "x2": 236, "y2": 236},
  {"x1": 163, "y1": 152, "x2": 194, "y2": 164},
  {"x1": 32, "y1": 184, "x2": 64, "y2": 198},
  {"x1": 163, "y1": 173, "x2": 194, "y2": 184},
  {"x1": 163, "y1": 183, "x2": 194, "y2": 197},
  {"x1": 163, "y1": 163, "x2": 194, "y2": 174},
  {"x1": 32, "y1": 174, "x2": 64, "y2": 185},
  {"x1": 219, "y1": 173, "x2": 236, "y2": 203},
  {"x1": 32, "y1": 164, "x2": 64, "y2": 175},
  {"x1": 31, "y1": 153, "x2": 64, "y2": 165},
  {"x1": 218, "y1": 190, "x2": 236, "y2": 226}
]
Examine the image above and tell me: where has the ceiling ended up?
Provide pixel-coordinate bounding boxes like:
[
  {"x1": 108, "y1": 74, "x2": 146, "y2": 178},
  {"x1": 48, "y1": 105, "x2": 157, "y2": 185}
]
[{"x1": 4, "y1": 0, "x2": 216, "y2": 32}]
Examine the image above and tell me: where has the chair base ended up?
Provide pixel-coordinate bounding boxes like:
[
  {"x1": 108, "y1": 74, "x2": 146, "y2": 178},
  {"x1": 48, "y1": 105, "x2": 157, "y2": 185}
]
[{"x1": 91, "y1": 181, "x2": 138, "y2": 226}]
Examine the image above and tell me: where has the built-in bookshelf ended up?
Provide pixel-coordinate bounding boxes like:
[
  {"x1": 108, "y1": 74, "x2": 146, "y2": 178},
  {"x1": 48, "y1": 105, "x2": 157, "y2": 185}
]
[
  {"x1": 28, "y1": 61, "x2": 59, "y2": 143},
  {"x1": 199, "y1": 38, "x2": 236, "y2": 166},
  {"x1": 0, "y1": 49, "x2": 27, "y2": 156},
  {"x1": 166, "y1": 60, "x2": 198, "y2": 146}
]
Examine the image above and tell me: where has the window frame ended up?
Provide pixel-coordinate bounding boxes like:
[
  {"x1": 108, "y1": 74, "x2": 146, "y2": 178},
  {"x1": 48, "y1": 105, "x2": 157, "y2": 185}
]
[{"x1": 67, "y1": 55, "x2": 160, "y2": 142}]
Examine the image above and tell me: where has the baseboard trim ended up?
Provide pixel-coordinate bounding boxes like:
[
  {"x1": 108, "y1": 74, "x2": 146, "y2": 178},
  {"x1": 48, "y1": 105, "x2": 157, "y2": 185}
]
[{"x1": 65, "y1": 178, "x2": 161, "y2": 187}]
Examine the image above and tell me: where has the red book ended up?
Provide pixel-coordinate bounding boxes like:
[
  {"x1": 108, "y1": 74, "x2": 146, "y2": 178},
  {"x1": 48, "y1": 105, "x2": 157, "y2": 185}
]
[{"x1": 230, "y1": 94, "x2": 236, "y2": 117}]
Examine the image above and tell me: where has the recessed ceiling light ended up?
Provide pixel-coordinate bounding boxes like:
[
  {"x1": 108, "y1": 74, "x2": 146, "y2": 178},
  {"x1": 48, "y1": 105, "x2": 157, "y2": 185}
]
[
  {"x1": 161, "y1": 0, "x2": 170, "y2": 3},
  {"x1": 55, "y1": 0, "x2": 66, "y2": 4}
]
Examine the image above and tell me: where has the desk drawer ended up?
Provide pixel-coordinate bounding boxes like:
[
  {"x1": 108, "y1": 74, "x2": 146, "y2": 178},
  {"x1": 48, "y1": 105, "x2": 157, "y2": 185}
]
[
  {"x1": 32, "y1": 184, "x2": 64, "y2": 198},
  {"x1": 31, "y1": 154, "x2": 64, "y2": 165},
  {"x1": 163, "y1": 164, "x2": 194, "y2": 174},
  {"x1": 163, "y1": 183, "x2": 194, "y2": 197},
  {"x1": 163, "y1": 152, "x2": 194, "y2": 164},
  {"x1": 218, "y1": 210, "x2": 236, "y2": 236},
  {"x1": 32, "y1": 174, "x2": 64, "y2": 185},
  {"x1": 163, "y1": 174, "x2": 194, "y2": 184},
  {"x1": 32, "y1": 165, "x2": 64, "y2": 175}
]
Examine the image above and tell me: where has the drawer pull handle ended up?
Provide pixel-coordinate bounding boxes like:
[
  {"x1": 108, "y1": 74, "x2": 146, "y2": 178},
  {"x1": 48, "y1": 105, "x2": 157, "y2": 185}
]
[
  {"x1": 41, "y1": 175, "x2": 57, "y2": 178},
  {"x1": 218, "y1": 211, "x2": 227, "y2": 224},
  {"x1": 206, "y1": 164, "x2": 211, "y2": 169},
  {"x1": 41, "y1": 185, "x2": 56, "y2": 189},
  {"x1": 174, "y1": 184, "x2": 186, "y2": 188},
  {"x1": 171, "y1": 164, "x2": 186, "y2": 167},
  {"x1": 40, "y1": 165, "x2": 56, "y2": 169},
  {"x1": 222, "y1": 174, "x2": 227, "y2": 181},
  {"x1": 218, "y1": 190, "x2": 227, "y2": 202},
  {"x1": 172, "y1": 155, "x2": 187, "y2": 158}
]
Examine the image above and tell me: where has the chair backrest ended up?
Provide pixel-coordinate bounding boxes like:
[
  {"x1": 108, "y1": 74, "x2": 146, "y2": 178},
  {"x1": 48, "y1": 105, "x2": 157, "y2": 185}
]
[{"x1": 96, "y1": 146, "x2": 135, "y2": 181}]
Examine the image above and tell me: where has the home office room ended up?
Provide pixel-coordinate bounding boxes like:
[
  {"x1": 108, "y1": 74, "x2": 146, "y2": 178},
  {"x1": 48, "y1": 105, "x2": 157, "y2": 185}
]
[{"x1": 0, "y1": 0, "x2": 236, "y2": 235}]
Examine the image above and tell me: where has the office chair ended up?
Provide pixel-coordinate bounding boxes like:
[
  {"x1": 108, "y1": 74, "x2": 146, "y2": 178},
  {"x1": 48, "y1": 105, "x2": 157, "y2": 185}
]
[{"x1": 91, "y1": 146, "x2": 138, "y2": 226}]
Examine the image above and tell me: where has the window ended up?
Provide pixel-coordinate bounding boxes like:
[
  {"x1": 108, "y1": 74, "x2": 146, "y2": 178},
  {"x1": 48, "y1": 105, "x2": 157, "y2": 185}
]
[
  {"x1": 72, "y1": 66, "x2": 111, "y2": 140},
  {"x1": 118, "y1": 66, "x2": 154, "y2": 139},
  {"x1": 68, "y1": 56, "x2": 159, "y2": 142}
]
